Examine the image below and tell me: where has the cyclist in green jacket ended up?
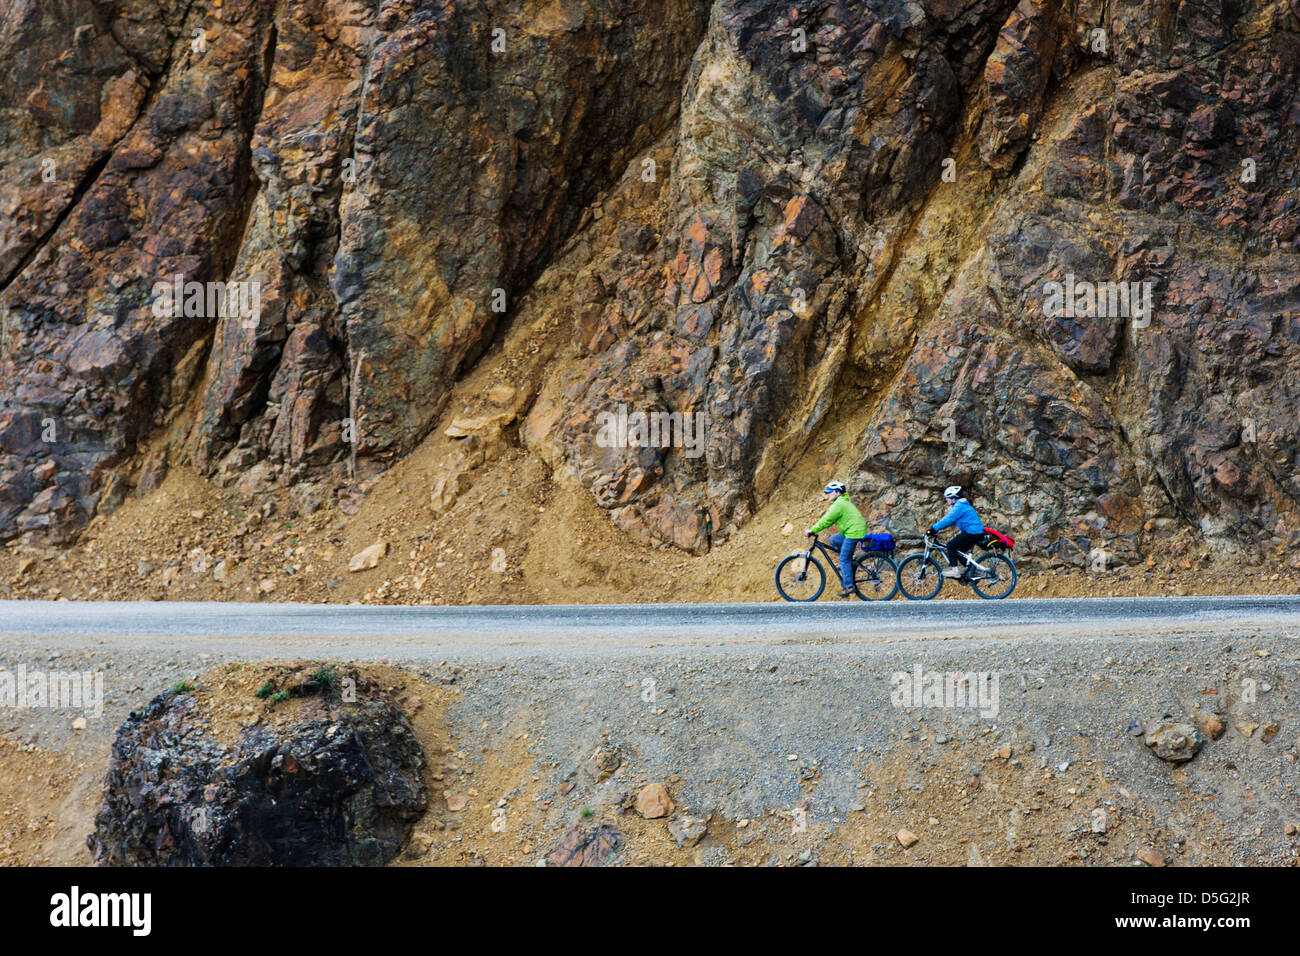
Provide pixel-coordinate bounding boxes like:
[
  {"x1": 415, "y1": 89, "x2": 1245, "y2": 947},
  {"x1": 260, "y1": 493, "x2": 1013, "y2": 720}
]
[{"x1": 805, "y1": 480, "x2": 867, "y2": 597}]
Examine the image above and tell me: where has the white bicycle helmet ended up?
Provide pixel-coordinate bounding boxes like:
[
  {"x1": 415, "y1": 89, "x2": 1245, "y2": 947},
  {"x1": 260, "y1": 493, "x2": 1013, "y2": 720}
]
[
  {"x1": 824, "y1": 481, "x2": 847, "y2": 494},
  {"x1": 943, "y1": 485, "x2": 962, "y2": 499}
]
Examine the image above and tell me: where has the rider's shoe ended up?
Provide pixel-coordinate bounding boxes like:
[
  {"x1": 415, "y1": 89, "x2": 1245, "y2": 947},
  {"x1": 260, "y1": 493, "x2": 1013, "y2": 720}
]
[
  {"x1": 941, "y1": 568, "x2": 963, "y2": 579},
  {"x1": 838, "y1": 588, "x2": 854, "y2": 598}
]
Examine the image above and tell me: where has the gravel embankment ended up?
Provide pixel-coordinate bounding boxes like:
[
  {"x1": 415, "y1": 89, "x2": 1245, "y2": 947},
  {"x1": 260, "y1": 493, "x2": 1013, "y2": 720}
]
[{"x1": 3, "y1": 606, "x2": 1296, "y2": 865}]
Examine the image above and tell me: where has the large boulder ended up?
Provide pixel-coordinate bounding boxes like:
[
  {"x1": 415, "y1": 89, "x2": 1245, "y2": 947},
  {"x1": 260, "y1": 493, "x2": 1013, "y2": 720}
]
[{"x1": 88, "y1": 664, "x2": 427, "y2": 866}]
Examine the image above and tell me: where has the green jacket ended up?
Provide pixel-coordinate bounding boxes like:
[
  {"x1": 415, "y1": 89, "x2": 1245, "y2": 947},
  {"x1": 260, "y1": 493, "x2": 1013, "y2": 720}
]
[{"x1": 810, "y1": 495, "x2": 867, "y2": 538}]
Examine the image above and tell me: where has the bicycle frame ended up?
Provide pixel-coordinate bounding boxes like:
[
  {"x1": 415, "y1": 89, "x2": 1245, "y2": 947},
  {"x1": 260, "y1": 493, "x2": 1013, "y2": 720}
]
[
  {"x1": 804, "y1": 532, "x2": 898, "y2": 565},
  {"x1": 801, "y1": 534, "x2": 845, "y2": 569},
  {"x1": 917, "y1": 532, "x2": 993, "y2": 577}
]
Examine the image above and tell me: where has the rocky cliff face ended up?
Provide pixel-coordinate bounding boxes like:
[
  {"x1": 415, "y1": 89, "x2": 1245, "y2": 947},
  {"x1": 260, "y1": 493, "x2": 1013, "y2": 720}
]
[{"x1": 2, "y1": 0, "x2": 1298, "y2": 566}]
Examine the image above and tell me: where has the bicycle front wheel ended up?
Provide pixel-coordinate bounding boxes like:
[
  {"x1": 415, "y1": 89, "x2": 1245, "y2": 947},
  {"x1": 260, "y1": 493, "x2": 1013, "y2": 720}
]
[
  {"x1": 853, "y1": 554, "x2": 899, "y2": 601},
  {"x1": 775, "y1": 554, "x2": 826, "y2": 602},
  {"x1": 970, "y1": 552, "x2": 1017, "y2": 599},
  {"x1": 897, "y1": 554, "x2": 943, "y2": 600}
]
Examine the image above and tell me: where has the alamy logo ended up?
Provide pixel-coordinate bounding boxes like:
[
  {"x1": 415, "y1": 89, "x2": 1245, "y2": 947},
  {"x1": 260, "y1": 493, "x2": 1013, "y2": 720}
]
[
  {"x1": 595, "y1": 404, "x2": 706, "y2": 459},
  {"x1": 890, "y1": 665, "x2": 1000, "y2": 718},
  {"x1": 49, "y1": 886, "x2": 151, "y2": 936},
  {"x1": 0, "y1": 664, "x2": 103, "y2": 718},
  {"x1": 151, "y1": 273, "x2": 262, "y2": 328},
  {"x1": 1042, "y1": 274, "x2": 1154, "y2": 327}
]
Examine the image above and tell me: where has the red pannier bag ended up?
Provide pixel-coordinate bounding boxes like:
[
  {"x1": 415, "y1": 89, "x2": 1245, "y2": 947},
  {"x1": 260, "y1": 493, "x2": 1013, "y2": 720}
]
[{"x1": 982, "y1": 527, "x2": 1014, "y2": 550}]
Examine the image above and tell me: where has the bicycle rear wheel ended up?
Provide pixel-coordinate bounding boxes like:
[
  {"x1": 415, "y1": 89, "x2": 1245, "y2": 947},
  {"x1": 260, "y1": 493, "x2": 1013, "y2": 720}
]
[
  {"x1": 970, "y1": 552, "x2": 1017, "y2": 599},
  {"x1": 853, "y1": 554, "x2": 898, "y2": 601},
  {"x1": 897, "y1": 553, "x2": 943, "y2": 600},
  {"x1": 775, "y1": 553, "x2": 826, "y2": 602}
]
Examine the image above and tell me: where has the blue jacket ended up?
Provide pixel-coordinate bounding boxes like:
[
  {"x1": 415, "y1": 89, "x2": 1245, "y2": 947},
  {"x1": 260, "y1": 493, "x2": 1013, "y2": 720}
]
[{"x1": 933, "y1": 498, "x2": 983, "y2": 535}]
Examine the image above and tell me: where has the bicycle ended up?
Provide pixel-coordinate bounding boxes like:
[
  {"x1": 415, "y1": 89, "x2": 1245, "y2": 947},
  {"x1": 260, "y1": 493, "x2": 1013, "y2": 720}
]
[
  {"x1": 895, "y1": 529, "x2": 1017, "y2": 600},
  {"x1": 774, "y1": 531, "x2": 899, "y2": 602}
]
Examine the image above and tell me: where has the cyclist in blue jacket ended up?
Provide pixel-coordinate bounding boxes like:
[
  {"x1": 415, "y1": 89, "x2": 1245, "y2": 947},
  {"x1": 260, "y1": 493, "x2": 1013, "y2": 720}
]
[{"x1": 930, "y1": 485, "x2": 984, "y2": 579}]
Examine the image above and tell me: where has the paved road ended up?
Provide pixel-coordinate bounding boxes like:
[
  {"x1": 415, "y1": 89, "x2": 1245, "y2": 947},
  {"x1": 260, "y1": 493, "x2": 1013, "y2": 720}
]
[{"x1": 1, "y1": 595, "x2": 1299, "y2": 657}]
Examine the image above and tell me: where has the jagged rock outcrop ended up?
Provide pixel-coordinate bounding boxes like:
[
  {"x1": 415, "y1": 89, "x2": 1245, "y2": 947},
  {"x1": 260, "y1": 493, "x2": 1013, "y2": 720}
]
[
  {"x1": 524, "y1": 0, "x2": 1017, "y2": 551},
  {"x1": 88, "y1": 665, "x2": 427, "y2": 866},
  {"x1": 858, "y1": 0, "x2": 1300, "y2": 565},
  {"x1": 1, "y1": 0, "x2": 709, "y2": 538},
  {"x1": 2, "y1": 0, "x2": 1298, "y2": 564}
]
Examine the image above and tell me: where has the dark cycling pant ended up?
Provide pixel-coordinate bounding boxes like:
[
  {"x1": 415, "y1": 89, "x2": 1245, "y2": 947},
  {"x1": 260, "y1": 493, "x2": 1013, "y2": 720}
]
[
  {"x1": 828, "y1": 533, "x2": 863, "y2": 589},
  {"x1": 947, "y1": 531, "x2": 983, "y2": 571}
]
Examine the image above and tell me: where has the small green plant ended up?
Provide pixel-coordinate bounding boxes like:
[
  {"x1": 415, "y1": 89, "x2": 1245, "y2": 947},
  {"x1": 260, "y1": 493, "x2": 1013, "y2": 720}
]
[
  {"x1": 580, "y1": 806, "x2": 594, "y2": 819},
  {"x1": 312, "y1": 665, "x2": 341, "y2": 687},
  {"x1": 255, "y1": 679, "x2": 274, "y2": 699},
  {"x1": 172, "y1": 680, "x2": 195, "y2": 694},
  {"x1": 270, "y1": 690, "x2": 291, "y2": 703}
]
